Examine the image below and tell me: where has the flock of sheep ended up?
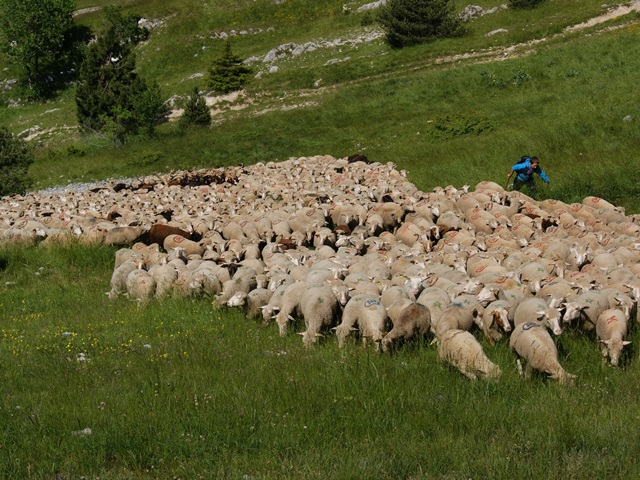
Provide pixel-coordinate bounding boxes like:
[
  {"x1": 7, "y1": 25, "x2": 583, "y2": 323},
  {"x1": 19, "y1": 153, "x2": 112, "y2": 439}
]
[{"x1": 1, "y1": 154, "x2": 639, "y2": 384}]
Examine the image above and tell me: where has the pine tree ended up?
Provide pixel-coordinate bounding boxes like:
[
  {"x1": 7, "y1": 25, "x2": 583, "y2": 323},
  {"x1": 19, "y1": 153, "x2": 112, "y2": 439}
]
[
  {"x1": 75, "y1": 8, "x2": 165, "y2": 144},
  {"x1": 0, "y1": 127, "x2": 34, "y2": 196},
  {"x1": 377, "y1": 0, "x2": 465, "y2": 49},
  {"x1": 180, "y1": 87, "x2": 211, "y2": 128},
  {"x1": 207, "y1": 41, "x2": 253, "y2": 94}
]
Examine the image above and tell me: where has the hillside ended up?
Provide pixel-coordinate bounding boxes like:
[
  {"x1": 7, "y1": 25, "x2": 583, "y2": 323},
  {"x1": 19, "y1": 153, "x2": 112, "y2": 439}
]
[{"x1": 1, "y1": 0, "x2": 639, "y2": 210}]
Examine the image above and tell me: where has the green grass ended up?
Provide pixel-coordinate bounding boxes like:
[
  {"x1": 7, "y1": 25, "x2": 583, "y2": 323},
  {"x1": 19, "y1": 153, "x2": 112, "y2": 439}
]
[
  {"x1": 2, "y1": 2, "x2": 640, "y2": 477},
  {"x1": 1, "y1": 244, "x2": 640, "y2": 479}
]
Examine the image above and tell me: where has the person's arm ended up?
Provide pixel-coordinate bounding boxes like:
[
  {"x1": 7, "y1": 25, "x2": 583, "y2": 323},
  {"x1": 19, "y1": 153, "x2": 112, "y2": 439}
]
[
  {"x1": 506, "y1": 169, "x2": 515, "y2": 188},
  {"x1": 536, "y1": 167, "x2": 550, "y2": 184}
]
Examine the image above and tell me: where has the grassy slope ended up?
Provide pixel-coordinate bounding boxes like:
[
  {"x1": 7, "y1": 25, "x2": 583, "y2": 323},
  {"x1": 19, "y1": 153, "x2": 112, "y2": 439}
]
[
  {"x1": 1, "y1": 3, "x2": 640, "y2": 477},
  {"x1": 1, "y1": 0, "x2": 639, "y2": 209}
]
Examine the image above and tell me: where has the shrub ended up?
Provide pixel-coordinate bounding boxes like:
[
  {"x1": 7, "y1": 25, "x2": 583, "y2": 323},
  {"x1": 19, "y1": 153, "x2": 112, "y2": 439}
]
[
  {"x1": 377, "y1": 0, "x2": 465, "y2": 49},
  {"x1": 0, "y1": 127, "x2": 34, "y2": 196},
  {"x1": 180, "y1": 87, "x2": 212, "y2": 128},
  {"x1": 207, "y1": 41, "x2": 253, "y2": 94}
]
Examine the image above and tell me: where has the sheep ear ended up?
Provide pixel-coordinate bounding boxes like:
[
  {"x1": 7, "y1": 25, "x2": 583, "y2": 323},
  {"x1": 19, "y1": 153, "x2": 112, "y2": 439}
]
[{"x1": 623, "y1": 341, "x2": 632, "y2": 346}]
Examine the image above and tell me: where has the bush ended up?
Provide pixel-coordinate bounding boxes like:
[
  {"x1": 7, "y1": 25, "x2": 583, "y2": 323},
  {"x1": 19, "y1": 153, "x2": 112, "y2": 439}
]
[
  {"x1": 509, "y1": 0, "x2": 547, "y2": 8},
  {"x1": 207, "y1": 41, "x2": 253, "y2": 94},
  {"x1": 0, "y1": 127, "x2": 34, "y2": 197},
  {"x1": 180, "y1": 87, "x2": 212, "y2": 128},
  {"x1": 377, "y1": 0, "x2": 465, "y2": 49}
]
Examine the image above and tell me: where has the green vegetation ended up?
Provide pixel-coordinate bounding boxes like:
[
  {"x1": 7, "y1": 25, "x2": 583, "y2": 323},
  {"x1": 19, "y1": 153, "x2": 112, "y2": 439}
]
[
  {"x1": 1, "y1": 244, "x2": 640, "y2": 479},
  {"x1": 179, "y1": 87, "x2": 212, "y2": 128},
  {"x1": 378, "y1": 0, "x2": 465, "y2": 48},
  {"x1": 207, "y1": 41, "x2": 253, "y2": 95},
  {"x1": 510, "y1": 0, "x2": 548, "y2": 8},
  {"x1": 1, "y1": 3, "x2": 640, "y2": 475},
  {"x1": 0, "y1": 126, "x2": 34, "y2": 195},
  {"x1": 0, "y1": 0, "x2": 76, "y2": 98},
  {"x1": 75, "y1": 5, "x2": 165, "y2": 144}
]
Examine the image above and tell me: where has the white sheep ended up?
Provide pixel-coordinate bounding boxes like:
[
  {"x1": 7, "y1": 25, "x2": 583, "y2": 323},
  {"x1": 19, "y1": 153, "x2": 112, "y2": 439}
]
[
  {"x1": 125, "y1": 268, "x2": 157, "y2": 306},
  {"x1": 513, "y1": 297, "x2": 563, "y2": 336},
  {"x1": 334, "y1": 295, "x2": 388, "y2": 349},
  {"x1": 596, "y1": 308, "x2": 630, "y2": 366},
  {"x1": 432, "y1": 295, "x2": 484, "y2": 339},
  {"x1": 214, "y1": 270, "x2": 258, "y2": 306},
  {"x1": 299, "y1": 283, "x2": 342, "y2": 347},
  {"x1": 163, "y1": 234, "x2": 205, "y2": 256},
  {"x1": 107, "y1": 260, "x2": 140, "y2": 300},
  {"x1": 510, "y1": 322, "x2": 576, "y2": 385},
  {"x1": 437, "y1": 329, "x2": 502, "y2": 381},
  {"x1": 563, "y1": 290, "x2": 611, "y2": 329},
  {"x1": 275, "y1": 281, "x2": 309, "y2": 336},
  {"x1": 479, "y1": 300, "x2": 513, "y2": 345}
]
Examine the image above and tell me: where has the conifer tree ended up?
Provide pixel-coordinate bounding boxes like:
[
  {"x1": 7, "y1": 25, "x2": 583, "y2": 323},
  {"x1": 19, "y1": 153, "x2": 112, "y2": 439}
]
[
  {"x1": 75, "y1": 6, "x2": 165, "y2": 144},
  {"x1": 180, "y1": 87, "x2": 211, "y2": 128},
  {"x1": 207, "y1": 41, "x2": 253, "y2": 94},
  {"x1": 377, "y1": 0, "x2": 465, "y2": 49}
]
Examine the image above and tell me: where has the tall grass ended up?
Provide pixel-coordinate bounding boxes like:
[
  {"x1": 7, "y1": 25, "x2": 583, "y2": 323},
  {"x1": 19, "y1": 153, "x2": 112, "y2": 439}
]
[{"x1": 1, "y1": 244, "x2": 640, "y2": 478}]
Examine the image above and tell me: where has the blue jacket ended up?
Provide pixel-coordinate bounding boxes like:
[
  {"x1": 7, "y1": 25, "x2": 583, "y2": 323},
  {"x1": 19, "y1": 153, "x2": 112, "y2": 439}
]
[{"x1": 511, "y1": 158, "x2": 549, "y2": 184}]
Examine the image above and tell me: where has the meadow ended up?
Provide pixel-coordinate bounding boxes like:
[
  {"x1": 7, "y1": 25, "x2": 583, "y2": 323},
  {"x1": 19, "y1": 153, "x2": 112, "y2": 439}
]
[
  {"x1": 2, "y1": 245, "x2": 640, "y2": 479},
  {"x1": 1, "y1": 0, "x2": 640, "y2": 478}
]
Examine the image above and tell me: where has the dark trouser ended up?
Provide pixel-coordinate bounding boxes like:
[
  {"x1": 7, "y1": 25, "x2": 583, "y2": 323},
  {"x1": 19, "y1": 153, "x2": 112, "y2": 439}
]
[{"x1": 513, "y1": 177, "x2": 537, "y2": 197}]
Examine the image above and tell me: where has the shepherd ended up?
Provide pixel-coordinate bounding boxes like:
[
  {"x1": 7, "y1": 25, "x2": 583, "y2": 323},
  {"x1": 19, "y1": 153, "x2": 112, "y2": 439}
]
[{"x1": 506, "y1": 156, "x2": 550, "y2": 197}]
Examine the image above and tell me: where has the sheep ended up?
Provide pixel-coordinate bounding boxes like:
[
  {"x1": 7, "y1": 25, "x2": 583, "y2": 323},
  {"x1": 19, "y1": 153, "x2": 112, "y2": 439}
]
[
  {"x1": 416, "y1": 286, "x2": 452, "y2": 327},
  {"x1": 510, "y1": 322, "x2": 576, "y2": 385},
  {"x1": 513, "y1": 298, "x2": 563, "y2": 336},
  {"x1": 582, "y1": 196, "x2": 622, "y2": 213},
  {"x1": 103, "y1": 226, "x2": 148, "y2": 246},
  {"x1": 148, "y1": 224, "x2": 193, "y2": 246},
  {"x1": 334, "y1": 295, "x2": 388, "y2": 349},
  {"x1": 107, "y1": 260, "x2": 140, "y2": 300},
  {"x1": 595, "y1": 308, "x2": 631, "y2": 366},
  {"x1": 518, "y1": 261, "x2": 552, "y2": 294},
  {"x1": 125, "y1": 268, "x2": 157, "y2": 306},
  {"x1": 163, "y1": 234, "x2": 205, "y2": 256},
  {"x1": 381, "y1": 298, "x2": 432, "y2": 352},
  {"x1": 381, "y1": 285, "x2": 415, "y2": 309},
  {"x1": 563, "y1": 291, "x2": 615, "y2": 330},
  {"x1": 227, "y1": 287, "x2": 273, "y2": 318},
  {"x1": 214, "y1": 269, "x2": 258, "y2": 306},
  {"x1": 433, "y1": 295, "x2": 485, "y2": 339},
  {"x1": 437, "y1": 329, "x2": 502, "y2": 381},
  {"x1": 299, "y1": 283, "x2": 342, "y2": 347},
  {"x1": 274, "y1": 281, "x2": 309, "y2": 336},
  {"x1": 148, "y1": 262, "x2": 179, "y2": 299},
  {"x1": 185, "y1": 265, "x2": 222, "y2": 297},
  {"x1": 479, "y1": 300, "x2": 513, "y2": 345}
]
